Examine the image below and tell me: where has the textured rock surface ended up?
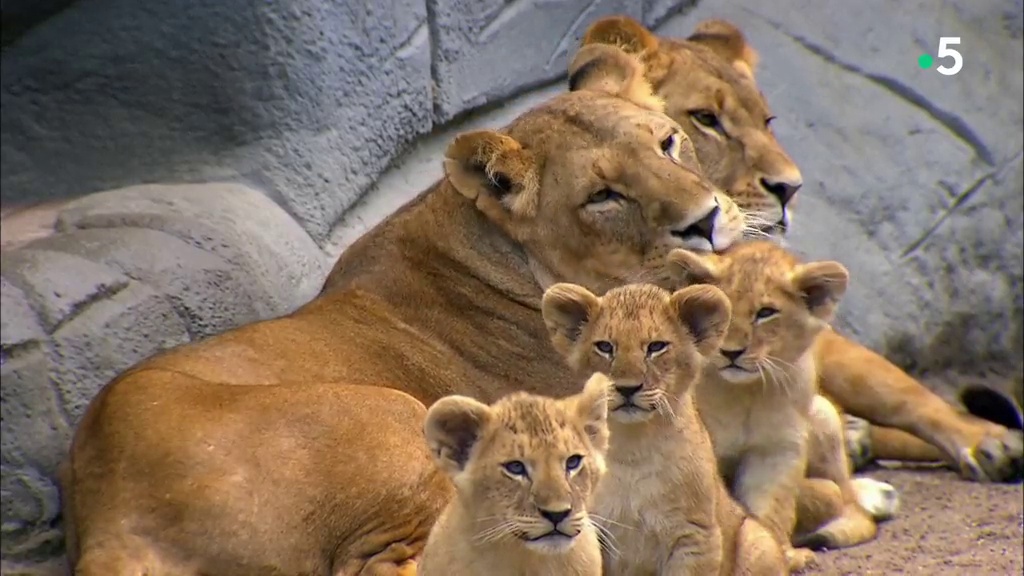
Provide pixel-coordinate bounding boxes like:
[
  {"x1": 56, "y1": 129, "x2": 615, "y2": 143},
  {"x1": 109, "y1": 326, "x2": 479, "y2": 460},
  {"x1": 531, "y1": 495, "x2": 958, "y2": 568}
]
[
  {"x1": 0, "y1": 183, "x2": 328, "y2": 564},
  {"x1": 427, "y1": 0, "x2": 643, "y2": 122},
  {"x1": 0, "y1": 0, "x2": 434, "y2": 244}
]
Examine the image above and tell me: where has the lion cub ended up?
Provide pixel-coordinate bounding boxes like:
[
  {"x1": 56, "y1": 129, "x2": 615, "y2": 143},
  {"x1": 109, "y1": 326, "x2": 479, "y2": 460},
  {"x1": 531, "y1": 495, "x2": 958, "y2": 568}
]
[
  {"x1": 419, "y1": 374, "x2": 611, "y2": 576},
  {"x1": 667, "y1": 240, "x2": 859, "y2": 570},
  {"x1": 543, "y1": 282, "x2": 787, "y2": 576}
]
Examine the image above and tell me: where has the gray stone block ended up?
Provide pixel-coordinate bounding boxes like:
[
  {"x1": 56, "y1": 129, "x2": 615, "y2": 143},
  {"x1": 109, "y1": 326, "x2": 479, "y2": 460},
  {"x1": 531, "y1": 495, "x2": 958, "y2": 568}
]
[
  {"x1": 46, "y1": 280, "x2": 191, "y2": 425},
  {"x1": 1, "y1": 0, "x2": 433, "y2": 243},
  {"x1": 25, "y1": 228, "x2": 262, "y2": 340},
  {"x1": 0, "y1": 249, "x2": 131, "y2": 334},
  {"x1": 56, "y1": 183, "x2": 329, "y2": 317},
  {"x1": 427, "y1": 0, "x2": 644, "y2": 122},
  {"x1": 659, "y1": 0, "x2": 1023, "y2": 373},
  {"x1": 1, "y1": 277, "x2": 46, "y2": 351}
]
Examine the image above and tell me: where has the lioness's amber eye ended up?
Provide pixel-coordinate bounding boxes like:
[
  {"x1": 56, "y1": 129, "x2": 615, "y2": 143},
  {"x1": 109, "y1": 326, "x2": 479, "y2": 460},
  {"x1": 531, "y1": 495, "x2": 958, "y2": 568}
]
[
  {"x1": 646, "y1": 341, "x2": 669, "y2": 355},
  {"x1": 565, "y1": 455, "x2": 583, "y2": 472},
  {"x1": 594, "y1": 341, "x2": 615, "y2": 355},
  {"x1": 690, "y1": 110, "x2": 720, "y2": 129},
  {"x1": 503, "y1": 460, "x2": 528, "y2": 477},
  {"x1": 755, "y1": 307, "x2": 779, "y2": 321}
]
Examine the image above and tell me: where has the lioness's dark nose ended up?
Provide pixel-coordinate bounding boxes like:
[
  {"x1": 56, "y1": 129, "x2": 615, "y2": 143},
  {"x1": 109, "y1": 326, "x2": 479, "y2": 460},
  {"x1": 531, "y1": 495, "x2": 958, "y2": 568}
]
[
  {"x1": 721, "y1": 348, "x2": 746, "y2": 362},
  {"x1": 680, "y1": 205, "x2": 719, "y2": 243},
  {"x1": 759, "y1": 177, "x2": 801, "y2": 208},
  {"x1": 615, "y1": 385, "x2": 642, "y2": 399},
  {"x1": 539, "y1": 507, "x2": 571, "y2": 525}
]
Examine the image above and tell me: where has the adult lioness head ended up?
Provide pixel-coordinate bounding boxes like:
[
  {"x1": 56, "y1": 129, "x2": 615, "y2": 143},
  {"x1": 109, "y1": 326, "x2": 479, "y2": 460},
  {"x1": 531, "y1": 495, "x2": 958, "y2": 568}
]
[
  {"x1": 423, "y1": 374, "x2": 610, "y2": 554},
  {"x1": 579, "y1": 16, "x2": 803, "y2": 237},
  {"x1": 444, "y1": 43, "x2": 747, "y2": 293},
  {"x1": 667, "y1": 241, "x2": 849, "y2": 385},
  {"x1": 542, "y1": 282, "x2": 731, "y2": 423}
]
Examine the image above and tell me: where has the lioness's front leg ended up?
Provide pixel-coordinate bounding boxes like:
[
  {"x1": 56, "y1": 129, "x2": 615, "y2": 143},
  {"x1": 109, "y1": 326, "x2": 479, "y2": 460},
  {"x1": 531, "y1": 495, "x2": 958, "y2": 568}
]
[{"x1": 814, "y1": 329, "x2": 1023, "y2": 482}]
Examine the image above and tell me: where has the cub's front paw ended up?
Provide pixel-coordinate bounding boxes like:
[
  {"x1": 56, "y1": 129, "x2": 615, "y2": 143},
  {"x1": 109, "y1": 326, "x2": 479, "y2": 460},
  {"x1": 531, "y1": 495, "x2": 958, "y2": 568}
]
[
  {"x1": 959, "y1": 428, "x2": 1023, "y2": 483},
  {"x1": 843, "y1": 414, "x2": 874, "y2": 472},
  {"x1": 785, "y1": 546, "x2": 817, "y2": 573}
]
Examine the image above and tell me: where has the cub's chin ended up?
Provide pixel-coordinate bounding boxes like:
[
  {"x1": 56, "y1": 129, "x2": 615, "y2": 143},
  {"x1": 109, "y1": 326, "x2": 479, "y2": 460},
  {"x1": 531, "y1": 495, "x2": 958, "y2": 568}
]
[
  {"x1": 609, "y1": 404, "x2": 656, "y2": 424},
  {"x1": 522, "y1": 531, "x2": 579, "y2": 554},
  {"x1": 717, "y1": 366, "x2": 760, "y2": 384}
]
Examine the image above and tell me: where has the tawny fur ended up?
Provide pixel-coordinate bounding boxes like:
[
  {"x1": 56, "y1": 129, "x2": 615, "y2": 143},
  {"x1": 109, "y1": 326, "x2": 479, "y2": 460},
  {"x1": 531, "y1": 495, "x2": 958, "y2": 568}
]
[
  {"x1": 60, "y1": 43, "x2": 749, "y2": 575},
  {"x1": 580, "y1": 14, "x2": 1023, "y2": 484},
  {"x1": 542, "y1": 282, "x2": 788, "y2": 576},
  {"x1": 419, "y1": 377, "x2": 610, "y2": 576}
]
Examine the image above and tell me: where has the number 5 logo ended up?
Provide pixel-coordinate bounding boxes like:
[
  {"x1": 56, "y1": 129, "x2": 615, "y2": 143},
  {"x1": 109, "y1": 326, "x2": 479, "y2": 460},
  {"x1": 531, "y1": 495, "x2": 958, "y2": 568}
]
[{"x1": 936, "y1": 37, "x2": 963, "y2": 76}]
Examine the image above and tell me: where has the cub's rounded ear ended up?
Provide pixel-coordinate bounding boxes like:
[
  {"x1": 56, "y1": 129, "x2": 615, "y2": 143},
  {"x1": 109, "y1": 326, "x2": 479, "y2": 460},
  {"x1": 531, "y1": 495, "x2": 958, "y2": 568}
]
[
  {"x1": 541, "y1": 283, "x2": 601, "y2": 356},
  {"x1": 573, "y1": 373, "x2": 611, "y2": 454},
  {"x1": 669, "y1": 284, "x2": 732, "y2": 356},
  {"x1": 666, "y1": 248, "x2": 721, "y2": 287},
  {"x1": 688, "y1": 19, "x2": 759, "y2": 80},
  {"x1": 567, "y1": 44, "x2": 664, "y2": 113},
  {"x1": 443, "y1": 130, "x2": 540, "y2": 221},
  {"x1": 790, "y1": 261, "x2": 849, "y2": 320},
  {"x1": 423, "y1": 395, "x2": 493, "y2": 477}
]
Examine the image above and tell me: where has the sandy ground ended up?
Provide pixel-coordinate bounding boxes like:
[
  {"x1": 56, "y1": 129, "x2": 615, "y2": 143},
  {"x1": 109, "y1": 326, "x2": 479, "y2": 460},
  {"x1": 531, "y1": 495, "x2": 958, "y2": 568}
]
[{"x1": 811, "y1": 464, "x2": 1023, "y2": 576}]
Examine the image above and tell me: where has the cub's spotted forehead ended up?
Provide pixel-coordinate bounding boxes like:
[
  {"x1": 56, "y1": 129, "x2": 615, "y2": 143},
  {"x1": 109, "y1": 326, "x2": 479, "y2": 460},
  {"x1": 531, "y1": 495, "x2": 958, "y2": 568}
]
[
  {"x1": 491, "y1": 393, "x2": 578, "y2": 443},
  {"x1": 716, "y1": 242, "x2": 801, "y2": 294},
  {"x1": 600, "y1": 284, "x2": 672, "y2": 321}
]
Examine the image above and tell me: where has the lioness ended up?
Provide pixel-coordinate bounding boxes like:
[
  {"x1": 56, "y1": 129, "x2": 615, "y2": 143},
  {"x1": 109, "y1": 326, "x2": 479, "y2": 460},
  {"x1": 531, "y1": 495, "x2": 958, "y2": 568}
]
[
  {"x1": 542, "y1": 282, "x2": 788, "y2": 575},
  {"x1": 418, "y1": 375, "x2": 610, "y2": 576},
  {"x1": 578, "y1": 15, "x2": 1023, "y2": 483},
  {"x1": 62, "y1": 44, "x2": 749, "y2": 573},
  {"x1": 667, "y1": 241, "x2": 896, "y2": 568}
]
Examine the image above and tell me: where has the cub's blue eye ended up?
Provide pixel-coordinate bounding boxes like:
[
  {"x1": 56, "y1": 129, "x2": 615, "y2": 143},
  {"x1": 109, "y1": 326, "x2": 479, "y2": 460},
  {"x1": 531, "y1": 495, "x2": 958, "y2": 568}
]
[
  {"x1": 594, "y1": 341, "x2": 614, "y2": 355},
  {"x1": 503, "y1": 460, "x2": 528, "y2": 477},
  {"x1": 565, "y1": 455, "x2": 583, "y2": 472},
  {"x1": 647, "y1": 341, "x2": 669, "y2": 355},
  {"x1": 755, "y1": 307, "x2": 779, "y2": 320}
]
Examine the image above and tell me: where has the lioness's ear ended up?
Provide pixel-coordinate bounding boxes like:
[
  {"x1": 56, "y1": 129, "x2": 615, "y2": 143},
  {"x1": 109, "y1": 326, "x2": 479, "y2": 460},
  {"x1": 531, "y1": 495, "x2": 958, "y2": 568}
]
[
  {"x1": 688, "y1": 19, "x2": 759, "y2": 80},
  {"x1": 670, "y1": 284, "x2": 732, "y2": 356},
  {"x1": 666, "y1": 248, "x2": 721, "y2": 287},
  {"x1": 580, "y1": 16, "x2": 673, "y2": 88},
  {"x1": 443, "y1": 130, "x2": 540, "y2": 220},
  {"x1": 790, "y1": 261, "x2": 849, "y2": 320},
  {"x1": 572, "y1": 373, "x2": 611, "y2": 454},
  {"x1": 541, "y1": 283, "x2": 601, "y2": 355},
  {"x1": 582, "y1": 15, "x2": 659, "y2": 55},
  {"x1": 567, "y1": 44, "x2": 664, "y2": 113},
  {"x1": 423, "y1": 395, "x2": 492, "y2": 477}
]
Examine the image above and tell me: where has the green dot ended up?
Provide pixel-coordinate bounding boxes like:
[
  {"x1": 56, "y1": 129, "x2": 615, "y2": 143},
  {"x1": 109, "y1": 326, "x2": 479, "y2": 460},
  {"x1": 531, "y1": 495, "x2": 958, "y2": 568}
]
[{"x1": 918, "y1": 53, "x2": 933, "y2": 69}]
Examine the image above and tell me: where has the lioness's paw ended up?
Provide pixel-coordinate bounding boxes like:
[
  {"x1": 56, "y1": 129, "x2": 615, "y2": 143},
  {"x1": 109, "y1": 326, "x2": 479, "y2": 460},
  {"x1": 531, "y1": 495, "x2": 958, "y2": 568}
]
[
  {"x1": 959, "y1": 428, "x2": 1024, "y2": 483},
  {"x1": 785, "y1": 546, "x2": 817, "y2": 573},
  {"x1": 843, "y1": 414, "x2": 874, "y2": 471},
  {"x1": 851, "y1": 477, "x2": 899, "y2": 521}
]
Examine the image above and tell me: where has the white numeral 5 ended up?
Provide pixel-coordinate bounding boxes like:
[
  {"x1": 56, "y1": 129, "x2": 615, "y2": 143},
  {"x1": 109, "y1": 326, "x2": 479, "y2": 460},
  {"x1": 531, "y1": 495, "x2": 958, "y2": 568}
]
[{"x1": 936, "y1": 37, "x2": 963, "y2": 76}]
